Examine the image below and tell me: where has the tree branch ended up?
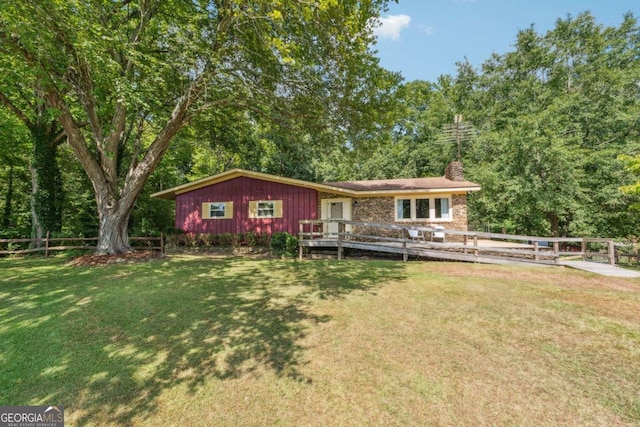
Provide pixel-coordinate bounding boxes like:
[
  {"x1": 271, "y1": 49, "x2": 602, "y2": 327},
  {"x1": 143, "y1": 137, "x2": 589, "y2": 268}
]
[
  {"x1": 121, "y1": 75, "x2": 207, "y2": 205},
  {"x1": 0, "y1": 91, "x2": 33, "y2": 128}
]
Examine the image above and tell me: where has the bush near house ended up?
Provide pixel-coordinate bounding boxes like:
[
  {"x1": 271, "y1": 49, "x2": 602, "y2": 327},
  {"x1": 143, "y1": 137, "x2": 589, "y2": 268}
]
[
  {"x1": 270, "y1": 232, "x2": 299, "y2": 256},
  {"x1": 165, "y1": 231, "x2": 298, "y2": 256}
]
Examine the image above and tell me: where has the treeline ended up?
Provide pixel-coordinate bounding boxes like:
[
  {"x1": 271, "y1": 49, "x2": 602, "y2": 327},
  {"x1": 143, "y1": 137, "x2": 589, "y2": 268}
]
[
  {"x1": 1, "y1": 11, "x2": 639, "y2": 240},
  {"x1": 331, "y1": 12, "x2": 640, "y2": 238}
]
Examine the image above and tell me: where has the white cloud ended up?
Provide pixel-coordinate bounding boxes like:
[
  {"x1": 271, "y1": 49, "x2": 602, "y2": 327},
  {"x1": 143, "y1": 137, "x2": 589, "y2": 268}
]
[{"x1": 373, "y1": 14, "x2": 412, "y2": 41}]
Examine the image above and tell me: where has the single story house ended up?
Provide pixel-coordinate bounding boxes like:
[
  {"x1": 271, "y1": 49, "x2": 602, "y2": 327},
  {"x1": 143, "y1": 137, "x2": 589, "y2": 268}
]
[{"x1": 150, "y1": 162, "x2": 481, "y2": 237}]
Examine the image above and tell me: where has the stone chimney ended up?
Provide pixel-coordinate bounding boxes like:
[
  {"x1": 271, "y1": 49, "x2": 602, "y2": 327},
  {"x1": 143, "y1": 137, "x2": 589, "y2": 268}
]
[{"x1": 444, "y1": 161, "x2": 465, "y2": 181}]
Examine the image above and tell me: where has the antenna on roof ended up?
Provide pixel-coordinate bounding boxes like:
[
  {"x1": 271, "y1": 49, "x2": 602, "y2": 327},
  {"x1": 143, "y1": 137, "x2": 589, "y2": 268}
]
[
  {"x1": 454, "y1": 114, "x2": 463, "y2": 162},
  {"x1": 437, "y1": 114, "x2": 475, "y2": 162}
]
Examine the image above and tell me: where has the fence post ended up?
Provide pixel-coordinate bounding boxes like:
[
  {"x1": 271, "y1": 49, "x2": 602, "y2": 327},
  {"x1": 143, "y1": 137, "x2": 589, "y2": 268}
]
[
  {"x1": 160, "y1": 233, "x2": 165, "y2": 254},
  {"x1": 533, "y1": 241, "x2": 539, "y2": 262},
  {"x1": 581, "y1": 240, "x2": 587, "y2": 261},
  {"x1": 45, "y1": 231, "x2": 50, "y2": 257},
  {"x1": 553, "y1": 241, "x2": 560, "y2": 265},
  {"x1": 609, "y1": 240, "x2": 615, "y2": 266}
]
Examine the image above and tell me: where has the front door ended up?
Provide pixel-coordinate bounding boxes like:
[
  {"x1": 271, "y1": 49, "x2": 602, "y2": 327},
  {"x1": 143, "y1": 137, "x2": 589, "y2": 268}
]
[{"x1": 321, "y1": 198, "x2": 352, "y2": 237}]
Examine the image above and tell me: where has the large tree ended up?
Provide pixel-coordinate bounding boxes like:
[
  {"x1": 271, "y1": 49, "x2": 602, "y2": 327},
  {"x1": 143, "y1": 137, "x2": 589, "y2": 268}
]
[
  {"x1": 0, "y1": 0, "x2": 398, "y2": 254},
  {"x1": 0, "y1": 58, "x2": 66, "y2": 240}
]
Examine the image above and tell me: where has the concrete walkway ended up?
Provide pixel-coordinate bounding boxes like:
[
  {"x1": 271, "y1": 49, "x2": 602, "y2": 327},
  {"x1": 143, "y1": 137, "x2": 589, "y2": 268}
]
[{"x1": 560, "y1": 261, "x2": 640, "y2": 278}]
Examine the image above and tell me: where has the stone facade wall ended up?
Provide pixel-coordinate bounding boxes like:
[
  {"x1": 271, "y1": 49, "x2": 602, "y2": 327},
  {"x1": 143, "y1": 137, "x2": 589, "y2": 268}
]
[
  {"x1": 353, "y1": 194, "x2": 470, "y2": 240},
  {"x1": 315, "y1": 192, "x2": 470, "y2": 240},
  {"x1": 449, "y1": 194, "x2": 469, "y2": 231},
  {"x1": 352, "y1": 197, "x2": 397, "y2": 238}
]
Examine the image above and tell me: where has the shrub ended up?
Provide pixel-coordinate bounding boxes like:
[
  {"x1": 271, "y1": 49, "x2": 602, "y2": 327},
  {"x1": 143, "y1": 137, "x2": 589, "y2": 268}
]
[
  {"x1": 165, "y1": 231, "x2": 274, "y2": 251},
  {"x1": 242, "y1": 232, "x2": 257, "y2": 247},
  {"x1": 270, "y1": 232, "x2": 289, "y2": 251},
  {"x1": 270, "y1": 232, "x2": 298, "y2": 257},
  {"x1": 285, "y1": 234, "x2": 298, "y2": 254}
]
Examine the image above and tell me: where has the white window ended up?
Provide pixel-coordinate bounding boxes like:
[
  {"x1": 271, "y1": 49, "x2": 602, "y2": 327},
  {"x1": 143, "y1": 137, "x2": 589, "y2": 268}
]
[
  {"x1": 435, "y1": 198, "x2": 450, "y2": 219},
  {"x1": 249, "y1": 200, "x2": 283, "y2": 219},
  {"x1": 394, "y1": 196, "x2": 451, "y2": 222},
  {"x1": 257, "y1": 201, "x2": 275, "y2": 218},
  {"x1": 396, "y1": 199, "x2": 411, "y2": 220},
  {"x1": 416, "y1": 198, "x2": 430, "y2": 219},
  {"x1": 202, "y1": 202, "x2": 233, "y2": 219},
  {"x1": 210, "y1": 203, "x2": 226, "y2": 218}
]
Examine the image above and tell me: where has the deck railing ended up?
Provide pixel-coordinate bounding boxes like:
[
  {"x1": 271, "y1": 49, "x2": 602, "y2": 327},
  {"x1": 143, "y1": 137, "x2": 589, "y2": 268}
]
[{"x1": 299, "y1": 220, "x2": 618, "y2": 265}]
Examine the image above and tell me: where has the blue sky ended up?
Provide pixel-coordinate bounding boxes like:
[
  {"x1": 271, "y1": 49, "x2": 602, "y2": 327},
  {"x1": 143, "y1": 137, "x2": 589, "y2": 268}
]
[{"x1": 372, "y1": 0, "x2": 639, "y2": 82}]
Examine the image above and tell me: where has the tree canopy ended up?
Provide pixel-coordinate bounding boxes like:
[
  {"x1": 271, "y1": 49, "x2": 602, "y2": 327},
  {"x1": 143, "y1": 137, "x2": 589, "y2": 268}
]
[{"x1": 0, "y1": 0, "x2": 399, "y2": 253}]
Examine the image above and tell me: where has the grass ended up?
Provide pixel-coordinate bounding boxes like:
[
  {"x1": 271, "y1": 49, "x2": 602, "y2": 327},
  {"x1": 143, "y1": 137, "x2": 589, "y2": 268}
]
[{"x1": 1, "y1": 254, "x2": 639, "y2": 426}]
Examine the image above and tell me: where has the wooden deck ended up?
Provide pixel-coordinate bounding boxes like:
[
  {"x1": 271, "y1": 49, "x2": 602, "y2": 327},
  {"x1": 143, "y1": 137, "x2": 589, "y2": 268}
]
[{"x1": 298, "y1": 220, "x2": 624, "y2": 271}]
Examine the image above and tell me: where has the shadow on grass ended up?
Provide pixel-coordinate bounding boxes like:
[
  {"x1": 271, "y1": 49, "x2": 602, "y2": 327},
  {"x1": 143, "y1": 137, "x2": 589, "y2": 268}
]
[{"x1": 0, "y1": 256, "x2": 406, "y2": 425}]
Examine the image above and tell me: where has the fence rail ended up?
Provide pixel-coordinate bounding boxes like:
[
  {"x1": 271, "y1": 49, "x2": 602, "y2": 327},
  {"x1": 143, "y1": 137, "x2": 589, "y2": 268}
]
[
  {"x1": 0, "y1": 232, "x2": 164, "y2": 256},
  {"x1": 299, "y1": 220, "x2": 624, "y2": 266}
]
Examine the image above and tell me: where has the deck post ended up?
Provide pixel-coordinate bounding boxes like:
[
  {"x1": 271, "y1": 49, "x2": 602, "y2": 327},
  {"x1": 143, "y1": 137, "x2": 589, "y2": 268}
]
[
  {"x1": 337, "y1": 221, "x2": 344, "y2": 260},
  {"x1": 402, "y1": 238, "x2": 408, "y2": 262},
  {"x1": 473, "y1": 235, "x2": 478, "y2": 260},
  {"x1": 533, "y1": 241, "x2": 539, "y2": 262},
  {"x1": 298, "y1": 222, "x2": 304, "y2": 260},
  {"x1": 553, "y1": 241, "x2": 560, "y2": 265},
  {"x1": 608, "y1": 240, "x2": 615, "y2": 266}
]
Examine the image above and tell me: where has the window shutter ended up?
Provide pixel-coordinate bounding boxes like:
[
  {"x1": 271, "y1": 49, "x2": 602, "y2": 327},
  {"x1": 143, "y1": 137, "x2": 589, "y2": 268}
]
[
  {"x1": 202, "y1": 202, "x2": 211, "y2": 219},
  {"x1": 225, "y1": 202, "x2": 234, "y2": 219},
  {"x1": 274, "y1": 200, "x2": 283, "y2": 218},
  {"x1": 248, "y1": 201, "x2": 258, "y2": 218}
]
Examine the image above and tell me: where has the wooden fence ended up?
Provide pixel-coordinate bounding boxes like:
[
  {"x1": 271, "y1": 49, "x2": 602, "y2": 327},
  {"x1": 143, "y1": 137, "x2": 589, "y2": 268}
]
[
  {"x1": 0, "y1": 232, "x2": 164, "y2": 256},
  {"x1": 299, "y1": 220, "x2": 624, "y2": 266}
]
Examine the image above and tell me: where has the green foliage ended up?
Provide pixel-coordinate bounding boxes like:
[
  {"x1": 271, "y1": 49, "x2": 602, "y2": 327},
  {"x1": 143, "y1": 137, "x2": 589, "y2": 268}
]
[
  {"x1": 0, "y1": 0, "x2": 399, "y2": 253},
  {"x1": 464, "y1": 12, "x2": 640, "y2": 237},
  {"x1": 165, "y1": 232, "x2": 271, "y2": 249},
  {"x1": 0, "y1": 108, "x2": 31, "y2": 237},
  {"x1": 620, "y1": 154, "x2": 640, "y2": 212},
  {"x1": 270, "y1": 232, "x2": 298, "y2": 257},
  {"x1": 31, "y1": 124, "x2": 64, "y2": 237},
  {"x1": 270, "y1": 232, "x2": 289, "y2": 252},
  {"x1": 285, "y1": 234, "x2": 299, "y2": 255},
  {"x1": 327, "y1": 11, "x2": 640, "y2": 239}
]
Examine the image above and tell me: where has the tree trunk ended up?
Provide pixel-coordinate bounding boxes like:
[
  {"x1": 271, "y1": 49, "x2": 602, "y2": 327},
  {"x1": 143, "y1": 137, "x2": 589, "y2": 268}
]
[
  {"x1": 30, "y1": 123, "x2": 64, "y2": 241},
  {"x1": 96, "y1": 203, "x2": 133, "y2": 255},
  {"x1": 29, "y1": 164, "x2": 44, "y2": 244},
  {"x1": 549, "y1": 213, "x2": 560, "y2": 238}
]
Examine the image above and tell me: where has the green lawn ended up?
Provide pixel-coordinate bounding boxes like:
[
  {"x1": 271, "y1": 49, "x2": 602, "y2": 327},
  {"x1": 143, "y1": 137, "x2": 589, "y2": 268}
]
[{"x1": 1, "y1": 254, "x2": 639, "y2": 426}]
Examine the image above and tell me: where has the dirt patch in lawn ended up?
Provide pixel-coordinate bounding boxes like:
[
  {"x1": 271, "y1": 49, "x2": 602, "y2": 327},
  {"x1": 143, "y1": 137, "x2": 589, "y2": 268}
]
[{"x1": 66, "y1": 251, "x2": 164, "y2": 267}]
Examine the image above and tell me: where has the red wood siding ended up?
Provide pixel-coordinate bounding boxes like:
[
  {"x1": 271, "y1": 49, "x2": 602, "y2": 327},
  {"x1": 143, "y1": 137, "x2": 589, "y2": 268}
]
[{"x1": 175, "y1": 176, "x2": 318, "y2": 235}]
